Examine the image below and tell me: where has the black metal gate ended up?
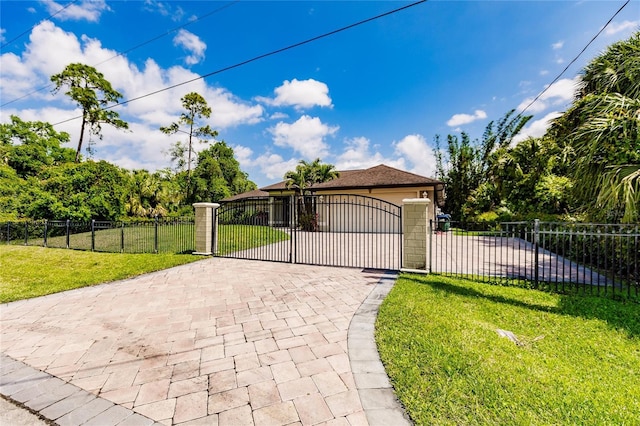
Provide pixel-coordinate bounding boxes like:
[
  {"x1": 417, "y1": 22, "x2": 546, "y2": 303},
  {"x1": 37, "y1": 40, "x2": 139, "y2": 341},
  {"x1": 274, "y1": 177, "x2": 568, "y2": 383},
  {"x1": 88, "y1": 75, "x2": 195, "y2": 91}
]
[{"x1": 216, "y1": 194, "x2": 402, "y2": 270}]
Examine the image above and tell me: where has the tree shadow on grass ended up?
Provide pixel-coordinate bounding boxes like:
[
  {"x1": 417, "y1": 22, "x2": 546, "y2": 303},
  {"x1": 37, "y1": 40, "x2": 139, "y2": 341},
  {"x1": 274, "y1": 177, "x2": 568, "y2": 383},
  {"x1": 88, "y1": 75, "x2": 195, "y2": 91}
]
[{"x1": 403, "y1": 274, "x2": 640, "y2": 339}]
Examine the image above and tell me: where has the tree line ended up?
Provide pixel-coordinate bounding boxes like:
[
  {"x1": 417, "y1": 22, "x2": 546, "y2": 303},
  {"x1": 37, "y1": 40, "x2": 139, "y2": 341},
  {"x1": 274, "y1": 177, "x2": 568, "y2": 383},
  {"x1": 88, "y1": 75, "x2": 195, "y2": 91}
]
[
  {"x1": 0, "y1": 64, "x2": 255, "y2": 221},
  {"x1": 435, "y1": 31, "x2": 639, "y2": 224}
]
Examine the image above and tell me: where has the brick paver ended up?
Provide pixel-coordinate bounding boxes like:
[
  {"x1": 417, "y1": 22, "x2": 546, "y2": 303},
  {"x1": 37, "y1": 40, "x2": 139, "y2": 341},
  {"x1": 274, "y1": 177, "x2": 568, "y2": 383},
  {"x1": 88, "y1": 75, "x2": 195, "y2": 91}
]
[{"x1": 1, "y1": 258, "x2": 399, "y2": 425}]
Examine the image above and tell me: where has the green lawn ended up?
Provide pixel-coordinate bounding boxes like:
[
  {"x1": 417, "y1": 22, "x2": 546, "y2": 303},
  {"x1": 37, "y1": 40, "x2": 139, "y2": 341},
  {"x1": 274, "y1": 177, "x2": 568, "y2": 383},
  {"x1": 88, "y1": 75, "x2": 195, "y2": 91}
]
[
  {"x1": 1, "y1": 225, "x2": 290, "y2": 303},
  {"x1": 376, "y1": 273, "x2": 640, "y2": 425},
  {"x1": 41, "y1": 223, "x2": 195, "y2": 253},
  {"x1": 0, "y1": 245, "x2": 202, "y2": 303},
  {"x1": 217, "y1": 225, "x2": 290, "y2": 255},
  {"x1": 23, "y1": 223, "x2": 289, "y2": 255}
]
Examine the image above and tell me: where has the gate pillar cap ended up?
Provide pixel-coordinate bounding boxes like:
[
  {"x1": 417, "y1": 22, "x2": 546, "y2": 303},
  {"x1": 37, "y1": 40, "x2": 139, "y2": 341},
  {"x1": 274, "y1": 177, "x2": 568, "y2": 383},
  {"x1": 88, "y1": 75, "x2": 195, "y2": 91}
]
[
  {"x1": 193, "y1": 202, "x2": 220, "y2": 208},
  {"x1": 402, "y1": 198, "x2": 431, "y2": 204}
]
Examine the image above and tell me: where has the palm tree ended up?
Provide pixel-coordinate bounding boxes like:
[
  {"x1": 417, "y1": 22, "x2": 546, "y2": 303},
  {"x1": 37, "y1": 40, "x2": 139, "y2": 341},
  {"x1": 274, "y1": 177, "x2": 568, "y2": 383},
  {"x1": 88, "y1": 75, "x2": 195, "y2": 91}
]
[
  {"x1": 312, "y1": 160, "x2": 340, "y2": 183},
  {"x1": 551, "y1": 31, "x2": 640, "y2": 223},
  {"x1": 284, "y1": 159, "x2": 340, "y2": 230},
  {"x1": 284, "y1": 158, "x2": 340, "y2": 196}
]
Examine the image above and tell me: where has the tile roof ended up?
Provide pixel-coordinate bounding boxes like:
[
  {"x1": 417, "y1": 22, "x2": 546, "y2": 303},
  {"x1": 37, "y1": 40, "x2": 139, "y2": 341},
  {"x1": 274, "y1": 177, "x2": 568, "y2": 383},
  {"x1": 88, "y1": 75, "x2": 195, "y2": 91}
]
[
  {"x1": 221, "y1": 188, "x2": 269, "y2": 202},
  {"x1": 260, "y1": 164, "x2": 443, "y2": 191}
]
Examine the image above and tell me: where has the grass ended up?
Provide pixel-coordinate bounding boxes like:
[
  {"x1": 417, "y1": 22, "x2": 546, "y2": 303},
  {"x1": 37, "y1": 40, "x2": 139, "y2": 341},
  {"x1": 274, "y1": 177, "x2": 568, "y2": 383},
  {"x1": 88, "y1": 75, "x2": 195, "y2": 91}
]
[
  {"x1": 450, "y1": 228, "x2": 496, "y2": 236},
  {"x1": 18, "y1": 223, "x2": 289, "y2": 254},
  {"x1": 1, "y1": 224, "x2": 290, "y2": 303},
  {"x1": 217, "y1": 225, "x2": 290, "y2": 255},
  {"x1": 29, "y1": 223, "x2": 196, "y2": 253},
  {"x1": 376, "y1": 273, "x2": 640, "y2": 425},
  {"x1": 0, "y1": 245, "x2": 202, "y2": 303}
]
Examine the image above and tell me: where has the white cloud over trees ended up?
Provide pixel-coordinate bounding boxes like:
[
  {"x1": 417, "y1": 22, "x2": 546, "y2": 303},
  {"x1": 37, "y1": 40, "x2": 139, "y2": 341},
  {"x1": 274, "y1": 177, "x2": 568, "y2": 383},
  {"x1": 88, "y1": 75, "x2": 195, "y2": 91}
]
[
  {"x1": 446, "y1": 109, "x2": 487, "y2": 127},
  {"x1": 269, "y1": 115, "x2": 338, "y2": 159},
  {"x1": 258, "y1": 79, "x2": 332, "y2": 110},
  {"x1": 173, "y1": 29, "x2": 206, "y2": 65},
  {"x1": 516, "y1": 77, "x2": 577, "y2": 114},
  {"x1": 0, "y1": 20, "x2": 263, "y2": 172},
  {"x1": 43, "y1": 0, "x2": 110, "y2": 22}
]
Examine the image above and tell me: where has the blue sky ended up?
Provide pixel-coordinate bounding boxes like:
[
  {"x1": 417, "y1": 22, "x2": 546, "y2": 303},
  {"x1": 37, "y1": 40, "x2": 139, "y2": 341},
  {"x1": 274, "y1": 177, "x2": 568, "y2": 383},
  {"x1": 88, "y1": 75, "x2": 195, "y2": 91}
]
[{"x1": 1, "y1": 0, "x2": 638, "y2": 187}]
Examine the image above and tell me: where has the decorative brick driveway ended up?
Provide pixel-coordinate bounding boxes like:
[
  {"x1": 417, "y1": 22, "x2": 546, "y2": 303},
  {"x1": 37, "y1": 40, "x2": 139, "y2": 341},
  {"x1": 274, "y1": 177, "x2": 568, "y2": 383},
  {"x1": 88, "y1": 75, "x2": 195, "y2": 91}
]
[{"x1": 1, "y1": 258, "x2": 395, "y2": 425}]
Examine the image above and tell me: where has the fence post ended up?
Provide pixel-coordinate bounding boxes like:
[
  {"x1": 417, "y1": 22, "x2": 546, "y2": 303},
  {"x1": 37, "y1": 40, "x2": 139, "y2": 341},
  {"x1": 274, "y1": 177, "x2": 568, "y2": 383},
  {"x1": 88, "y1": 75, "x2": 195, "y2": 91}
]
[
  {"x1": 290, "y1": 194, "x2": 295, "y2": 264},
  {"x1": 121, "y1": 222, "x2": 125, "y2": 253},
  {"x1": 429, "y1": 219, "x2": 433, "y2": 273},
  {"x1": 91, "y1": 219, "x2": 95, "y2": 251},
  {"x1": 154, "y1": 216, "x2": 159, "y2": 254},
  {"x1": 24, "y1": 222, "x2": 28, "y2": 245},
  {"x1": 66, "y1": 219, "x2": 70, "y2": 249},
  {"x1": 6, "y1": 222, "x2": 10, "y2": 245},
  {"x1": 534, "y1": 219, "x2": 540, "y2": 287},
  {"x1": 44, "y1": 219, "x2": 48, "y2": 247},
  {"x1": 212, "y1": 210, "x2": 219, "y2": 255}
]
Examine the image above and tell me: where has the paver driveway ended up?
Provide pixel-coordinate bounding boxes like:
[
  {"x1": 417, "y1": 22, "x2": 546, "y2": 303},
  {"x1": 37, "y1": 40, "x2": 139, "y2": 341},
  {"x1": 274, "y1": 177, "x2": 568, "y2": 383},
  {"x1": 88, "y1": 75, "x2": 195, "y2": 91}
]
[{"x1": 1, "y1": 258, "x2": 392, "y2": 425}]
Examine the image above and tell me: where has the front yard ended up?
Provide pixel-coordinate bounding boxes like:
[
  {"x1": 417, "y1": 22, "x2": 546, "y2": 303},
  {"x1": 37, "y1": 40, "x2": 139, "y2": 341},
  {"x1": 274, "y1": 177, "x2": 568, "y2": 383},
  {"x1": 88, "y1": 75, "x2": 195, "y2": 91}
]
[
  {"x1": 0, "y1": 245, "x2": 201, "y2": 303},
  {"x1": 376, "y1": 273, "x2": 640, "y2": 425}
]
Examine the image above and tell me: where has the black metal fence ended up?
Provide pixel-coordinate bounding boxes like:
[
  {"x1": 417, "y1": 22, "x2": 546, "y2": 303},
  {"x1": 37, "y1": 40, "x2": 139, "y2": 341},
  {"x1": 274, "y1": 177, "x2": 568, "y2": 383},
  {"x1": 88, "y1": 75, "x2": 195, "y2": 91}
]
[
  {"x1": 1, "y1": 217, "x2": 195, "y2": 254},
  {"x1": 216, "y1": 194, "x2": 403, "y2": 270},
  {"x1": 430, "y1": 220, "x2": 639, "y2": 298}
]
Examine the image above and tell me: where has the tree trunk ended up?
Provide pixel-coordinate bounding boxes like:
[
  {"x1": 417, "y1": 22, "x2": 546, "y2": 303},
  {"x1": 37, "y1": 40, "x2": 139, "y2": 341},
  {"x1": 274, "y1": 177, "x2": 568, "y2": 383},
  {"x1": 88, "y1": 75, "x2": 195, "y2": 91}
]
[
  {"x1": 76, "y1": 112, "x2": 87, "y2": 163},
  {"x1": 186, "y1": 121, "x2": 194, "y2": 200}
]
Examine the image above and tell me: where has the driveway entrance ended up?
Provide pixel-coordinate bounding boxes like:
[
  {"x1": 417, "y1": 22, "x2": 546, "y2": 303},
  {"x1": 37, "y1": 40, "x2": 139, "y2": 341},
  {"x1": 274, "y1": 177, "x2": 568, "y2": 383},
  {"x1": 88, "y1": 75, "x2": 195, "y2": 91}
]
[
  {"x1": 217, "y1": 195, "x2": 402, "y2": 271},
  {"x1": 1, "y1": 258, "x2": 393, "y2": 425}
]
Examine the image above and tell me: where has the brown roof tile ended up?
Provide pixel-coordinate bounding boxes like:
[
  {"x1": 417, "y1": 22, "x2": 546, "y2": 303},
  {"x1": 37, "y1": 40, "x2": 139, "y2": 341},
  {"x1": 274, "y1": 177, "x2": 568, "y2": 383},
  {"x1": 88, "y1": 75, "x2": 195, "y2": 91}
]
[
  {"x1": 260, "y1": 164, "x2": 442, "y2": 191},
  {"x1": 221, "y1": 189, "x2": 269, "y2": 201}
]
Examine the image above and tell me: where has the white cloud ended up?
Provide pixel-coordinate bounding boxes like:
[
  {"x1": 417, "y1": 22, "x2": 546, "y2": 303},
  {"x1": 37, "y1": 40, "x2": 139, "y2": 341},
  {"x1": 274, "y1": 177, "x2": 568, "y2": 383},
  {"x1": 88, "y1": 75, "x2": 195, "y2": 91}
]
[
  {"x1": 269, "y1": 112, "x2": 289, "y2": 120},
  {"x1": 393, "y1": 134, "x2": 437, "y2": 177},
  {"x1": 605, "y1": 20, "x2": 638, "y2": 36},
  {"x1": 446, "y1": 109, "x2": 487, "y2": 127},
  {"x1": 516, "y1": 77, "x2": 577, "y2": 114},
  {"x1": 512, "y1": 111, "x2": 563, "y2": 144},
  {"x1": 258, "y1": 79, "x2": 332, "y2": 110},
  {"x1": 269, "y1": 115, "x2": 338, "y2": 159},
  {"x1": 41, "y1": 0, "x2": 110, "y2": 22},
  {"x1": 552, "y1": 40, "x2": 564, "y2": 50},
  {"x1": 0, "y1": 28, "x2": 5, "y2": 44},
  {"x1": 0, "y1": 20, "x2": 264, "y2": 172},
  {"x1": 539, "y1": 69, "x2": 549, "y2": 76},
  {"x1": 254, "y1": 153, "x2": 299, "y2": 180},
  {"x1": 144, "y1": 0, "x2": 184, "y2": 21},
  {"x1": 232, "y1": 145, "x2": 254, "y2": 168},
  {"x1": 334, "y1": 135, "x2": 436, "y2": 178},
  {"x1": 173, "y1": 29, "x2": 206, "y2": 65},
  {"x1": 335, "y1": 137, "x2": 390, "y2": 171},
  {"x1": 2, "y1": 106, "x2": 82, "y2": 141}
]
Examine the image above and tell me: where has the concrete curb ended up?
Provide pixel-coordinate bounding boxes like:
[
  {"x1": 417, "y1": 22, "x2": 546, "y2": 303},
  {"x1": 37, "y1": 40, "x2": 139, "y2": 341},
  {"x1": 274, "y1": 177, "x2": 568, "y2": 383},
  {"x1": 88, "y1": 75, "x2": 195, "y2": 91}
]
[
  {"x1": 348, "y1": 271, "x2": 412, "y2": 426},
  {"x1": 0, "y1": 354, "x2": 161, "y2": 426}
]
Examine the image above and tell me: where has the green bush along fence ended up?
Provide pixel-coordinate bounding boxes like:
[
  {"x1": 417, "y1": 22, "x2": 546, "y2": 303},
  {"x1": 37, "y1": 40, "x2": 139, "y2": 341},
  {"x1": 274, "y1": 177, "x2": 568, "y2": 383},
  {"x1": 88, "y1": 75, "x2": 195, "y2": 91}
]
[{"x1": 1, "y1": 218, "x2": 195, "y2": 254}]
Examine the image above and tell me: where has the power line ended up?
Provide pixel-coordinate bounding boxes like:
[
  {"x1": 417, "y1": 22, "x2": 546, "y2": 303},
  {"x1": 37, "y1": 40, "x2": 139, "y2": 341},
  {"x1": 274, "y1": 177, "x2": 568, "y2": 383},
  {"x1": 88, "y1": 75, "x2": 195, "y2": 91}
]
[
  {"x1": 518, "y1": 0, "x2": 631, "y2": 117},
  {"x1": 0, "y1": 0, "x2": 78, "y2": 50},
  {"x1": 94, "y1": 1, "x2": 238, "y2": 68},
  {"x1": 1, "y1": 1, "x2": 238, "y2": 108},
  {"x1": 51, "y1": 0, "x2": 428, "y2": 128}
]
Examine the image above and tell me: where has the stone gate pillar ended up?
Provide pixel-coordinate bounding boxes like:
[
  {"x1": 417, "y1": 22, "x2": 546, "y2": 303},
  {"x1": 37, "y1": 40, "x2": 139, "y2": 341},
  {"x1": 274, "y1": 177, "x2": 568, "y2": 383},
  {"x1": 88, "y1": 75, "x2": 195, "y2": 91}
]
[
  {"x1": 193, "y1": 202, "x2": 220, "y2": 255},
  {"x1": 402, "y1": 198, "x2": 432, "y2": 270}
]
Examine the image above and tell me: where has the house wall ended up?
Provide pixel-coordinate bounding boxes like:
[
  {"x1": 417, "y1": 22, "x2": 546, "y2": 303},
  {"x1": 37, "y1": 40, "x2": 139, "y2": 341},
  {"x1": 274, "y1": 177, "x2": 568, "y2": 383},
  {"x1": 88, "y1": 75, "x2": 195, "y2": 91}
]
[
  {"x1": 311, "y1": 187, "x2": 434, "y2": 233},
  {"x1": 315, "y1": 196, "x2": 401, "y2": 233},
  {"x1": 315, "y1": 187, "x2": 435, "y2": 206},
  {"x1": 263, "y1": 187, "x2": 438, "y2": 233}
]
